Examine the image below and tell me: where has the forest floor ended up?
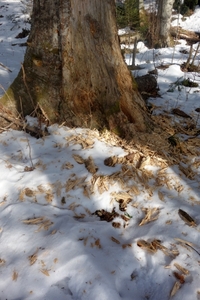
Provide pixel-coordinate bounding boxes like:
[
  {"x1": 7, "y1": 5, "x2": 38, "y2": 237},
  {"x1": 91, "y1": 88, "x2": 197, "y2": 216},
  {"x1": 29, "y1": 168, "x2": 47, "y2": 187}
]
[{"x1": 0, "y1": 1, "x2": 200, "y2": 300}]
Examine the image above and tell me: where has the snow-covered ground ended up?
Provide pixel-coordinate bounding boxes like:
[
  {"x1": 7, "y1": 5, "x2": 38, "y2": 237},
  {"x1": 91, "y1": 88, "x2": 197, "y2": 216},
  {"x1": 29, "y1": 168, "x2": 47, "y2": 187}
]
[{"x1": 0, "y1": 1, "x2": 200, "y2": 299}]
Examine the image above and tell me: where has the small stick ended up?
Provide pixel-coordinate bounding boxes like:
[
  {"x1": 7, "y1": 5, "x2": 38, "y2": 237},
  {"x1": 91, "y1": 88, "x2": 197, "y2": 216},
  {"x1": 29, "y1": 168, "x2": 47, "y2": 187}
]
[{"x1": 0, "y1": 62, "x2": 12, "y2": 72}]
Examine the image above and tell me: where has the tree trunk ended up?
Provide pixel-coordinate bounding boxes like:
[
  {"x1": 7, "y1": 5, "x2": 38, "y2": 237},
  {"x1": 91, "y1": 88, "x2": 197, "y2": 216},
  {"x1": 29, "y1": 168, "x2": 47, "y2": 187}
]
[
  {"x1": 1, "y1": 0, "x2": 150, "y2": 136},
  {"x1": 156, "y1": 0, "x2": 175, "y2": 47}
]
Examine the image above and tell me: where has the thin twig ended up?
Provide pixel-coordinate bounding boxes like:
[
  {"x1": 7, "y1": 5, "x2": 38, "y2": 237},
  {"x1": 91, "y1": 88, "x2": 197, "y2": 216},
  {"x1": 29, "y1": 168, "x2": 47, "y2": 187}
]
[
  {"x1": 0, "y1": 62, "x2": 12, "y2": 72},
  {"x1": 21, "y1": 63, "x2": 35, "y2": 108}
]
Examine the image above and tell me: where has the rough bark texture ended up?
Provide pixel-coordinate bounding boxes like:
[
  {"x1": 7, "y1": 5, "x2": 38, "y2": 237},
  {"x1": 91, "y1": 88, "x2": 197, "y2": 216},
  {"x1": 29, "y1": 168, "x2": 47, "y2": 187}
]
[
  {"x1": 156, "y1": 0, "x2": 174, "y2": 47},
  {"x1": 1, "y1": 0, "x2": 150, "y2": 136}
]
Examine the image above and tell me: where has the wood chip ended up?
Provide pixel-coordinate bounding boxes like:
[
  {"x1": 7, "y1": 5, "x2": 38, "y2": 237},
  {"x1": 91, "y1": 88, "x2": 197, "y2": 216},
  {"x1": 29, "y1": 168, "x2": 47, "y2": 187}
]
[
  {"x1": 178, "y1": 209, "x2": 197, "y2": 227},
  {"x1": 137, "y1": 239, "x2": 157, "y2": 254},
  {"x1": 12, "y1": 271, "x2": 18, "y2": 281},
  {"x1": 24, "y1": 187, "x2": 35, "y2": 197},
  {"x1": 22, "y1": 217, "x2": 53, "y2": 232},
  {"x1": 104, "y1": 156, "x2": 118, "y2": 167},
  {"x1": 28, "y1": 250, "x2": 38, "y2": 266},
  {"x1": 40, "y1": 269, "x2": 50, "y2": 276},
  {"x1": 22, "y1": 217, "x2": 45, "y2": 224},
  {"x1": 151, "y1": 239, "x2": 171, "y2": 256},
  {"x1": 170, "y1": 281, "x2": 181, "y2": 297},
  {"x1": 158, "y1": 191, "x2": 165, "y2": 201},
  {"x1": 72, "y1": 154, "x2": 85, "y2": 164},
  {"x1": 174, "y1": 238, "x2": 200, "y2": 255},
  {"x1": 84, "y1": 156, "x2": 98, "y2": 174},
  {"x1": 174, "y1": 263, "x2": 189, "y2": 275},
  {"x1": 111, "y1": 236, "x2": 120, "y2": 244},
  {"x1": 139, "y1": 207, "x2": 160, "y2": 226},
  {"x1": 65, "y1": 176, "x2": 86, "y2": 192},
  {"x1": 111, "y1": 192, "x2": 132, "y2": 211}
]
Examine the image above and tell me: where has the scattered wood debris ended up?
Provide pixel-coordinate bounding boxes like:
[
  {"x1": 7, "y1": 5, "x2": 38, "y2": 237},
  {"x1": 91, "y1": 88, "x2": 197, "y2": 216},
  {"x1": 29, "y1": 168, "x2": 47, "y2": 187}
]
[
  {"x1": 151, "y1": 239, "x2": 172, "y2": 256},
  {"x1": 65, "y1": 176, "x2": 87, "y2": 192},
  {"x1": 28, "y1": 249, "x2": 38, "y2": 266},
  {"x1": 104, "y1": 156, "x2": 119, "y2": 167},
  {"x1": 174, "y1": 238, "x2": 200, "y2": 255},
  {"x1": 137, "y1": 239, "x2": 157, "y2": 254},
  {"x1": 137, "y1": 239, "x2": 179, "y2": 256},
  {"x1": 139, "y1": 207, "x2": 160, "y2": 226},
  {"x1": 66, "y1": 135, "x2": 94, "y2": 149},
  {"x1": 22, "y1": 217, "x2": 53, "y2": 232},
  {"x1": 111, "y1": 192, "x2": 132, "y2": 211},
  {"x1": 178, "y1": 164, "x2": 195, "y2": 180},
  {"x1": 94, "y1": 209, "x2": 119, "y2": 222}
]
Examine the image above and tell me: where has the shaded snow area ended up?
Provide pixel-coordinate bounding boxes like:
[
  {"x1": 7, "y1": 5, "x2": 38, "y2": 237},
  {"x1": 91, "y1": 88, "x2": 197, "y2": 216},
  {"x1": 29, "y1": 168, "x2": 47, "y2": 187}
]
[
  {"x1": 0, "y1": 0, "x2": 30, "y2": 95},
  {"x1": 1, "y1": 1, "x2": 200, "y2": 300}
]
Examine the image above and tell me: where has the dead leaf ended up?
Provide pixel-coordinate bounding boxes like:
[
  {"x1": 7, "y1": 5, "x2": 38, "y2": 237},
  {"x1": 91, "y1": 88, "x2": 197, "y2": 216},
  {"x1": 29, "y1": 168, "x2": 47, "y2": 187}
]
[{"x1": 22, "y1": 217, "x2": 53, "y2": 232}]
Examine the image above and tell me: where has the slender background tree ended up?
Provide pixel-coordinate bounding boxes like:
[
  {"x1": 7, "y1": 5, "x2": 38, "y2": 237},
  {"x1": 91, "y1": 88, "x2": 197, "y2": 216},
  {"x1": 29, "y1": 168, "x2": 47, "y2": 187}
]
[{"x1": 156, "y1": 0, "x2": 175, "y2": 47}]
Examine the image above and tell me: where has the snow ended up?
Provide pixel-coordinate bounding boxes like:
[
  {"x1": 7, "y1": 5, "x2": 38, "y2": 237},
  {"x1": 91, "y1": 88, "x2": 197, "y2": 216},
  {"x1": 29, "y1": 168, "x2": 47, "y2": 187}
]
[
  {"x1": 171, "y1": 7, "x2": 200, "y2": 32},
  {"x1": 0, "y1": 1, "x2": 200, "y2": 299}
]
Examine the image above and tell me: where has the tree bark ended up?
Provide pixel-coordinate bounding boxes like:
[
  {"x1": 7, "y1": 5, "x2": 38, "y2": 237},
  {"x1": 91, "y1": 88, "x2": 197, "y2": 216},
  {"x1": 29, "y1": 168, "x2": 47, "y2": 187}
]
[
  {"x1": 1, "y1": 0, "x2": 150, "y2": 136},
  {"x1": 157, "y1": 0, "x2": 175, "y2": 47}
]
